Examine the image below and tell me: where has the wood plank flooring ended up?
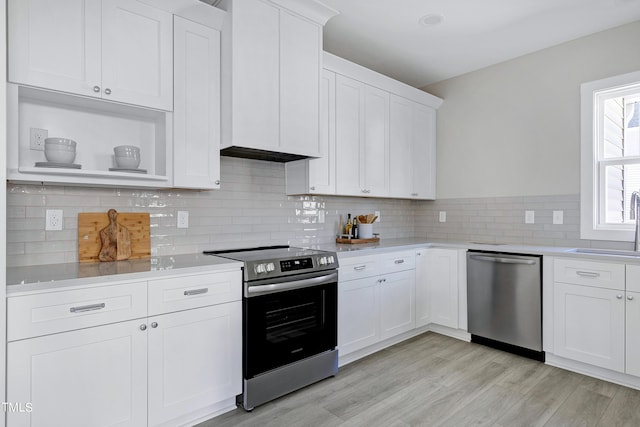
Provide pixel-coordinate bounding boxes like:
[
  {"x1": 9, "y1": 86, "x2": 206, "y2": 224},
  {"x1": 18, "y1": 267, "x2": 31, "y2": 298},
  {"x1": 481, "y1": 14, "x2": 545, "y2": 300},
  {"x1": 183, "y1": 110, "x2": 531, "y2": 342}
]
[{"x1": 197, "y1": 332, "x2": 640, "y2": 427}]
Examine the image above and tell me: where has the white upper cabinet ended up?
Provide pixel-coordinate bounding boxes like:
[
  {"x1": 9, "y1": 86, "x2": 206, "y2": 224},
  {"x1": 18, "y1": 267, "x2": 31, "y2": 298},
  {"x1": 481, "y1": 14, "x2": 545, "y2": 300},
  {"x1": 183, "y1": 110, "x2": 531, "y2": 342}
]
[
  {"x1": 389, "y1": 95, "x2": 436, "y2": 199},
  {"x1": 285, "y1": 69, "x2": 336, "y2": 195},
  {"x1": 218, "y1": 0, "x2": 337, "y2": 160},
  {"x1": 173, "y1": 15, "x2": 221, "y2": 189},
  {"x1": 8, "y1": 0, "x2": 173, "y2": 111}
]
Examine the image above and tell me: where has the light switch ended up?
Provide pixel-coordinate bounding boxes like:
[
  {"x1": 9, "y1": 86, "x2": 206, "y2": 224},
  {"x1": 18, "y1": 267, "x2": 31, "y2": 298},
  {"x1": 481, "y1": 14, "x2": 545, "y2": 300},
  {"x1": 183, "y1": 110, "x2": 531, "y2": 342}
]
[
  {"x1": 439, "y1": 211, "x2": 446, "y2": 222},
  {"x1": 553, "y1": 210, "x2": 564, "y2": 225},
  {"x1": 525, "y1": 210, "x2": 535, "y2": 224}
]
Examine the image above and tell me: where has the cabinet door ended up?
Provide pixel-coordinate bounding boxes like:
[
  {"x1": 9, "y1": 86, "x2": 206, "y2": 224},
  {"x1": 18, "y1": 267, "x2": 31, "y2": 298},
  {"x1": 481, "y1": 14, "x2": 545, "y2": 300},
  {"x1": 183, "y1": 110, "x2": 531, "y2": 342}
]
[
  {"x1": 148, "y1": 302, "x2": 242, "y2": 426},
  {"x1": 426, "y1": 248, "x2": 459, "y2": 329},
  {"x1": 363, "y1": 85, "x2": 390, "y2": 197},
  {"x1": 280, "y1": 10, "x2": 321, "y2": 157},
  {"x1": 7, "y1": 320, "x2": 147, "y2": 427},
  {"x1": 231, "y1": 0, "x2": 280, "y2": 150},
  {"x1": 8, "y1": 0, "x2": 101, "y2": 97},
  {"x1": 415, "y1": 249, "x2": 430, "y2": 327},
  {"x1": 173, "y1": 16, "x2": 221, "y2": 189},
  {"x1": 553, "y1": 282, "x2": 625, "y2": 372},
  {"x1": 308, "y1": 69, "x2": 336, "y2": 193},
  {"x1": 338, "y1": 277, "x2": 380, "y2": 355},
  {"x1": 101, "y1": 0, "x2": 173, "y2": 110},
  {"x1": 627, "y1": 291, "x2": 640, "y2": 376},
  {"x1": 335, "y1": 74, "x2": 365, "y2": 196},
  {"x1": 380, "y1": 270, "x2": 415, "y2": 339},
  {"x1": 389, "y1": 95, "x2": 413, "y2": 198},
  {"x1": 412, "y1": 103, "x2": 436, "y2": 199}
]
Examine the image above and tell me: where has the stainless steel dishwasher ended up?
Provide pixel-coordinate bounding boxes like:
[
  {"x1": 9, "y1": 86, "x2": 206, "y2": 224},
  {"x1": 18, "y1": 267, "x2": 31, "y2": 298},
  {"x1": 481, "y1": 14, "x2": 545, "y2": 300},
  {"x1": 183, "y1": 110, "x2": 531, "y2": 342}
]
[{"x1": 467, "y1": 251, "x2": 544, "y2": 361}]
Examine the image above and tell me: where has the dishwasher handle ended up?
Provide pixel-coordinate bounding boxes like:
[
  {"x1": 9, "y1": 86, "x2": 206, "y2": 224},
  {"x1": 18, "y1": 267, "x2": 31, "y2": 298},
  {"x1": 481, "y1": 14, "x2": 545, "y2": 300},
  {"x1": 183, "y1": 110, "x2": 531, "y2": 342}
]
[{"x1": 469, "y1": 254, "x2": 537, "y2": 265}]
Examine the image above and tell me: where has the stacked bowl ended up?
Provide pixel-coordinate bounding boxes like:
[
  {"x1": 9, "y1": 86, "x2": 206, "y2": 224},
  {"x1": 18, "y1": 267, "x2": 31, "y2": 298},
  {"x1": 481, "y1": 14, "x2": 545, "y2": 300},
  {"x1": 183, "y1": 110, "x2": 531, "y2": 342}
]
[
  {"x1": 44, "y1": 138, "x2": 76, "y2": 164},
  {"x1": 114, "y1": 145, "x2": 140, "y2": 169}
]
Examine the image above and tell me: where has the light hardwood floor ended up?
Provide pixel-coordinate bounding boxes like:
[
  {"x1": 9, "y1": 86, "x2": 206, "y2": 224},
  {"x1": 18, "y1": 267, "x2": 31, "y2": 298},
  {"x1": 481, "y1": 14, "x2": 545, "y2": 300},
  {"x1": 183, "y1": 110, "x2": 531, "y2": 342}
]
[{"x1": 198, "y1": 332, "x2": 640, "y2": 427}]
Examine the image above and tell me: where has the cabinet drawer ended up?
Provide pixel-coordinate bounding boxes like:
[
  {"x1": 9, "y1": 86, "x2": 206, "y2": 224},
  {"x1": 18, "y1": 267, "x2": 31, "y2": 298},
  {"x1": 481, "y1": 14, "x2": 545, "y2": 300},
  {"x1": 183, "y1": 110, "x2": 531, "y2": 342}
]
[
  {"x1": 554, "y1": 258, "x2": 625, "y2": 290},
  {"x1": 148, "y1": 270, "x2": 242, "y2": 315},
  {"x1": 8, "y1": 281, "x2": 147, "y2": 341},
  {"x1": 338, "y1": 255, "x2": 379, "y2": 281},
  {"x1": 380, "y1": 251, "x2": 416, "y2": 273}
]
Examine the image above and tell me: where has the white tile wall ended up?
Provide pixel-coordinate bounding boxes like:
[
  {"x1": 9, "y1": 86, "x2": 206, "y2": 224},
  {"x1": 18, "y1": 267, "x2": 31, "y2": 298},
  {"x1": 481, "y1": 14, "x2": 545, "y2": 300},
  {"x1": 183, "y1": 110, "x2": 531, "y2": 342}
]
[
  {"x1": 6, "y1": 157, "x2": 416, "y2": 267},
  {"x1": 7, "y1": 157, "x2": 626, "y2": 267}
]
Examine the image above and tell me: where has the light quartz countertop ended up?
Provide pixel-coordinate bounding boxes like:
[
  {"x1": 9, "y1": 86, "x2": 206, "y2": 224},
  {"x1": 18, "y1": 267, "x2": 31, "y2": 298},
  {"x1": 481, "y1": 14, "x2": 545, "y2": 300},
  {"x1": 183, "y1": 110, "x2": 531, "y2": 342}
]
[
  {"x1": 8, "y1": 238, "x2": 640, "y2": 296},
  {"x1": 6, "y1": 253, "x2": 242, "y2": 296}
]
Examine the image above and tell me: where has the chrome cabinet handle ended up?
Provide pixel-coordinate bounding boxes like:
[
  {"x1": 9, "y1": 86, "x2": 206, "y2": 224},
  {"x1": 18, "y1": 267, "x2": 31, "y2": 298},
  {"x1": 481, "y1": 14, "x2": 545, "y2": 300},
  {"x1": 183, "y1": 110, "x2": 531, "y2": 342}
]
[
  {"x1": 215, "y1": 180, "x2": 220, "y2": 185},
  {"x1": 70, "y1": 303, "x2": 105, "y2": 313},
  {"x1": 93, "y1": 85, "x2": 101, "y2": 93},
  {"x1": 576, "y1": 271, "x2": 600, "y2": 278},
  {"x1": 629, "y1": 295, "x2": 635, "y2": 301},
  {"x1": 394, "y1": 259, "x2": 405, "y2": 264},
  {"x1": 104, "y1": 88, "x2": 112, "y2": 95},
  {"x1": 151, "y1": 322, "x2": 158, "y2": 328},
  {"x1": 184, "y1": 288, "x2": 208, "y2": 296},
  {"x1": 617, "y1": 294, "x2": 623, "y2": 300},
  {"x1": 411, "y1": 193, "x2": 418, "y2": 197},
  {"x1": 354, "y1": 265, "x2": 366, "y2": 271},
  {"x1": 140, "y1": 324, "x2": 147, "y2": 331}
]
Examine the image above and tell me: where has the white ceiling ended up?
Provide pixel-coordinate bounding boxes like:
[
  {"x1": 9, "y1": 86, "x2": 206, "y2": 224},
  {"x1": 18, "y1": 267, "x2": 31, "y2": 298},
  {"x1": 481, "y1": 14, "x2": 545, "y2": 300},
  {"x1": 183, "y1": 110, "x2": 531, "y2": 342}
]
[{"x1": 320, "y1": 0, "x2": 640, "y2": 88}]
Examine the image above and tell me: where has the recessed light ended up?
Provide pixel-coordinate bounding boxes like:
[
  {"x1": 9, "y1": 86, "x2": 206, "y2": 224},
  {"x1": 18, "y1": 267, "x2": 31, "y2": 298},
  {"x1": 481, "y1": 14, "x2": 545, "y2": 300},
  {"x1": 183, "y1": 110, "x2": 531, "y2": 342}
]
[{"x1": 418, "y1": 14, "x2": 444, "y2": 27}]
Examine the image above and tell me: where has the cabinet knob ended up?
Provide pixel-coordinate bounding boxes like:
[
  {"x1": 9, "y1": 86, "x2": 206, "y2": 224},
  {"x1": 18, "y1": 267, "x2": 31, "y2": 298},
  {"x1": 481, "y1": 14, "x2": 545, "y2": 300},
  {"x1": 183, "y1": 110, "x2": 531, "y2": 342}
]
[
  {"x1": 151, "y1": 322, "x2": 158, "y2": 328},
  {"x1": 93, "y1": 85, "x2": 101, "y2": 93},
  {"x1": 139, "y1": 324, "x2": 147, "y2": 331},
  {"x1": 617, "y1": 294, "x2": 624, "y2": 300},
  {"x1": 104, "y1": 88, "x2": 112, "y2": 95},
  {"x1": 629, "y1": 295, "x2": 635, "y2": 301},
  {"x1": 412, "y1": 193, "x2": 418, "y2": 197},
  {"x1": 215, "y1": 180, "x2": 220, "y2": 185},
  {"x1": 310, "y1": 186, "x2": 315, "y2": 191}
]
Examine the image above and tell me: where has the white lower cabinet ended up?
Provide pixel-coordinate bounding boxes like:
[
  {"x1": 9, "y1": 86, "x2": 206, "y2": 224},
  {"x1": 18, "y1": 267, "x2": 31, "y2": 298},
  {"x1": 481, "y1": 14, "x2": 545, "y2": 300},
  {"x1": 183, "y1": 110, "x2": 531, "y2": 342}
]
[
  {"x1": 553, "y1": 282, "x2": 625, "y2": 372},
  {"x1": 148, "y1": 302, "x2": 241, "y2": 427},
  {"x1": 7, "y1": 270, "x2": 242, "y2": 427},
  {"x1": 415, "y1": 248, "x2": 462, "y2": 329},
  {"x1": 7, "y1": 319, "x2": 148, "y2": 427},
  {"x1": 626, "y1": 291, "x2": 640, "y2": 376},
  {"x1": 338, "y1": 252, "x2": 415, "y2": 357}
]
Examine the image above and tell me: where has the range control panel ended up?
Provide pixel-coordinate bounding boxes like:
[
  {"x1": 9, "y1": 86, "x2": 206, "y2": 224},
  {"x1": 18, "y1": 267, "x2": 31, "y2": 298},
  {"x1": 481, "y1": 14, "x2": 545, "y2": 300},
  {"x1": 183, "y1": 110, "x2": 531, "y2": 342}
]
[{"x1": 280, "y1": 257, "x2": 313, "y2": 272}]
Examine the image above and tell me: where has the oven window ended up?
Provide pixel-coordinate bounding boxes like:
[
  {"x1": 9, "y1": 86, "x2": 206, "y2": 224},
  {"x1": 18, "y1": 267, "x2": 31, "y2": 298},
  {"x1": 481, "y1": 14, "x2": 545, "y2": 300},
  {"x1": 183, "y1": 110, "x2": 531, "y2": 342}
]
[{"x1": 244, "y1": 283, "x2": 337, "y2": 378}]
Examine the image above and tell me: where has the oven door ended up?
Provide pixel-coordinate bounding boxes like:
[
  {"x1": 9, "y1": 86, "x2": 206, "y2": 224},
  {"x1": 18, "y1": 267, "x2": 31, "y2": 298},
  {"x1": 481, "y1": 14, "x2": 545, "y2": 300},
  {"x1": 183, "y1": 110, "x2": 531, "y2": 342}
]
[{"x1": 244, "y1": 271, "x2": 338, "y2": 378}]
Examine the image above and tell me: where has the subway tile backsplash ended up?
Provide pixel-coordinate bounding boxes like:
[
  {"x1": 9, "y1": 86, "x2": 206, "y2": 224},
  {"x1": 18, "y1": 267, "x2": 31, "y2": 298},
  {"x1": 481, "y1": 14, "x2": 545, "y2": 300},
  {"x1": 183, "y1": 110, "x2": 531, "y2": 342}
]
[{"x1": 6, "y1": 157, "x2": 622, "y2": 267}]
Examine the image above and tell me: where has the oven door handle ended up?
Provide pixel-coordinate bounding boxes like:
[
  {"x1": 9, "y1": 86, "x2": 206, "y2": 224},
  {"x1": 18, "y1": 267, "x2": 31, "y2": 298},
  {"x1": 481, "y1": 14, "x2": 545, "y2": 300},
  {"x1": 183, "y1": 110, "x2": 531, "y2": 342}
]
[{"x1": 246, "y1": 272, "x2": 338, "y2": 296}]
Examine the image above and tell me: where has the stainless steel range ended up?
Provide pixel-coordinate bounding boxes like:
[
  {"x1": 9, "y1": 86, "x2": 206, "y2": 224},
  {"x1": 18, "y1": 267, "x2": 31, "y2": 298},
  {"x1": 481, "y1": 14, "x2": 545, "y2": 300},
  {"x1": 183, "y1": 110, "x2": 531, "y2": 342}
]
[{"x1": 203, "y1": 245, "x2": 339, "y2": 411}]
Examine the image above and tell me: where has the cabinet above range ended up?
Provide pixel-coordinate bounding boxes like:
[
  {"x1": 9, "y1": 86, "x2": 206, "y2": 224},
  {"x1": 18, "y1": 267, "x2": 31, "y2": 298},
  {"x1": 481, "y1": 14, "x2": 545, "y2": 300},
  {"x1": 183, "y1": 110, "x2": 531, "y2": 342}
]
[{"x1": 286, "y1": 52, "x2": 443, "y2": 200}]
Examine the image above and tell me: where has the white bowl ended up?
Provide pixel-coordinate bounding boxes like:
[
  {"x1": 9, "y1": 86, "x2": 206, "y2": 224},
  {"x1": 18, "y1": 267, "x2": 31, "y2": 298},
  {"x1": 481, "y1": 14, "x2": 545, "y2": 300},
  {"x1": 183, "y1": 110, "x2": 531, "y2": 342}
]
[
  {"x1": 45, "y1": 149, "x2": 76, "y2": 163},
  {"x1": 45, "y1": 144, "x2": 76, "y2": 152},
  {"x1": 45, "y1": 138, "x2": 76, "y2": 149},
  {"x1": 114, "y1": 145, "x2": 140, "y2": 158},
  {"x1": 115, "y1": 156, "x2": 140, "y2": 169}
]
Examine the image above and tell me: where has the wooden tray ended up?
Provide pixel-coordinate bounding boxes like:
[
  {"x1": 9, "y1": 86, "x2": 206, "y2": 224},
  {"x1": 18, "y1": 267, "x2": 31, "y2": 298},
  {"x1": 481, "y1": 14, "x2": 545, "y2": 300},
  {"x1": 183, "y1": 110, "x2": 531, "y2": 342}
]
[
  {"x1": 336, "y1": 237, "x2": 380, "y2": 244},
  {"x1": 78, "y1": 212, "x2": 150, "y2": 262}
]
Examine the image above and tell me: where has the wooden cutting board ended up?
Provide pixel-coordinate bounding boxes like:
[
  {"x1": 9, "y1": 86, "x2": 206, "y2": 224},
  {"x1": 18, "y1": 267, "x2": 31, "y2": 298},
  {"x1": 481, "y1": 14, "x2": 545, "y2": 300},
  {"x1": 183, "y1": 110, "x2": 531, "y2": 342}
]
[{"x1": 78, "y1": 212, "x2": 150, "y2": 262}]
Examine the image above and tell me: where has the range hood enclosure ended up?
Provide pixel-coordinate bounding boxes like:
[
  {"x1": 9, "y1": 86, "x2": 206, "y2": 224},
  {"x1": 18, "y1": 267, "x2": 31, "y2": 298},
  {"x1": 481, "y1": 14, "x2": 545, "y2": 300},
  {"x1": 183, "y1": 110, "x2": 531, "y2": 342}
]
[{"x1": 218, "y1": 0, "x2": 338, "y2": 162}]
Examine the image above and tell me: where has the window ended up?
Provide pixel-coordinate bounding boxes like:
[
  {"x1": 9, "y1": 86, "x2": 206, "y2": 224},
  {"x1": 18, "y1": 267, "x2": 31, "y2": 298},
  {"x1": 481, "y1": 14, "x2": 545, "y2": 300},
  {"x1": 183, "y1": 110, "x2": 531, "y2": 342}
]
[{"x1": 581, "y1": 71, "x2": 640, "y2": 241}]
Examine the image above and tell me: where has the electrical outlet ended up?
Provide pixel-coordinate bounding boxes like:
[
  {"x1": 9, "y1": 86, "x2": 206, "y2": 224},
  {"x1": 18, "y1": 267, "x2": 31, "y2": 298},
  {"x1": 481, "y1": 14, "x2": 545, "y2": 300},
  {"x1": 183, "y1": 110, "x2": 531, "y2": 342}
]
[
  {"x1": 374, "y1": 210, "x2": 381, "y2": 223},
  {"x1": 439, "y1": 211, "x2": 447, "y2": 222},
  {"x1": 177, "y1": 211, "x2": 189, "y2": 229},
  {"x1": 525, "y1": 210, "x2": 535, "y2": 224},
  {"x1": 30, "y1": 128, "x2": 48, "y2": 150},
  {"x1": 553, "y1": 210, "x2": 564, "y2": 225},
  {"x1": 45, "y1": 209, "x2": 63, "y2": 231}
]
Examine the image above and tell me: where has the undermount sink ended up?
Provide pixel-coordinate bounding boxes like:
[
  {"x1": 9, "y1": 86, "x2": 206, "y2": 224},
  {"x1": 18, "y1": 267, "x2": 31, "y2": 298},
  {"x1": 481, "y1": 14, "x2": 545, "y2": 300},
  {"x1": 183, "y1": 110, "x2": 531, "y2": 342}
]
[{"x1": 569, "y1": 248, "x2": 640, "y2": 258}]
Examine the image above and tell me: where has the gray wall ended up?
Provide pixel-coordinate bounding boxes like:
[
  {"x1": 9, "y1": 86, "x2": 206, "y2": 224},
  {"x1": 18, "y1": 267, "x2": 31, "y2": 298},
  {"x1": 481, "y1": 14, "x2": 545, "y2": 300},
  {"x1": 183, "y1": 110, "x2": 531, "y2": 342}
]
[{"x1": 423, "y1": 20, "x2": 640, "y2": 200}]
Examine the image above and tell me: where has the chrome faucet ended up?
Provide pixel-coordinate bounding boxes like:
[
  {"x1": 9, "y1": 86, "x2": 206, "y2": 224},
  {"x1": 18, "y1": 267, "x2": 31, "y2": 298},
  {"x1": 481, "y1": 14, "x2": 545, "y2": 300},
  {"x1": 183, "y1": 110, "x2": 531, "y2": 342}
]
[{"x1": 631, "y1": 191, "x2": 640, "y2": 251}]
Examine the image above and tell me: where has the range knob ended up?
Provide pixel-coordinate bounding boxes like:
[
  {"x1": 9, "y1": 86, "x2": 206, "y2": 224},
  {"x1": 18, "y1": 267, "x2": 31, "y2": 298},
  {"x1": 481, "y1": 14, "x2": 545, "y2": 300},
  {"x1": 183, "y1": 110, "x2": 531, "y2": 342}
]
[
  {"x1": 266, "y1": 262, "x2": 275, "y2": 272},
  {"x1": 254, "y1": 263, "x2": 267, "y2": 274},
  {"x1": 318, "y1": 256, "x2": 328, "y2": 266},
  {"x1": 328, "y1": 255, "x2": 335, "y2": 264}
]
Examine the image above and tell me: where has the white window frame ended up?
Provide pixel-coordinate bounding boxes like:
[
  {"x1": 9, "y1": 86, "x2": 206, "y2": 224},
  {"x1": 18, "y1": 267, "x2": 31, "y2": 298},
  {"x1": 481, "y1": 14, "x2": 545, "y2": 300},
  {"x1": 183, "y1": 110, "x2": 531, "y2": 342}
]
[{"x1": 580, "y1": 70, "x2": 640, "y2": 241}]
